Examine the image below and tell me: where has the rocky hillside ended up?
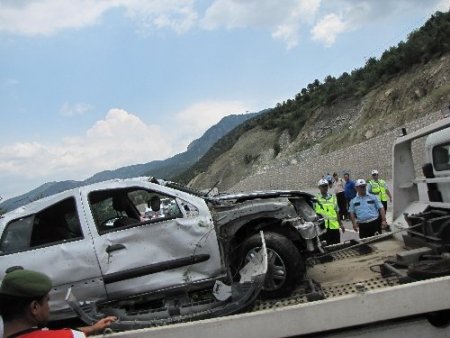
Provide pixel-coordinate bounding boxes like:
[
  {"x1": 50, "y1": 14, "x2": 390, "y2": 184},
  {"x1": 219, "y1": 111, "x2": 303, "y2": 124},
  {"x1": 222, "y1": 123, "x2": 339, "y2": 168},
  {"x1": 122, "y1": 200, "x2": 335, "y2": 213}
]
[{"x1": 189, "y1": 54, "x2": 450, "y2": 193}]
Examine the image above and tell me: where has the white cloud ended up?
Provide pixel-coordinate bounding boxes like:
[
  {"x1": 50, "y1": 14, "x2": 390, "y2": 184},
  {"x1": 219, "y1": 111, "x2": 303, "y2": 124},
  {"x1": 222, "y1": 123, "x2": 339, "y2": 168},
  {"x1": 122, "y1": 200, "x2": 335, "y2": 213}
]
[
  {"x1": 202, "y1": 0, "x2": 440, "y2": 48},
  {"x1": 173, "y1": 100, "x2": 249, "y2": 148},
  {"x1": 309, "y1": 1, "x2": 373, "y2": 47},
  {"x1": 0, "y1": 109, "x2": 175, "y2": 182},
  {"x1": 309, "y1": 0, "x2": 450, "y2": 47},
  {"x1": 0, "y1": 103, "x2": 252, "y2": 199},
  {"x1": 0, "y1": 0, "x2": 197, "y2": 36},
  {"x1": 310, "y1": 13, "x2": 349, "y2": 47},
  {"x1": 435, "y1": 0, "x2": 450, "y2": 12},
  {"x1": 1, "y1": 0, "x2": 446, "y2": 48},
  {"x1": 122, "y1": 0, "x2": 198, "y2": 35},
  {"x1": 201, "y1": 0, "x2": 321, "y2": 49},
  {"x1": 0, "y1": 0, "x2": 115, "y2": 36},
  {"x1": 60, "y1": 102, "x2": 94, "y2": 116}
]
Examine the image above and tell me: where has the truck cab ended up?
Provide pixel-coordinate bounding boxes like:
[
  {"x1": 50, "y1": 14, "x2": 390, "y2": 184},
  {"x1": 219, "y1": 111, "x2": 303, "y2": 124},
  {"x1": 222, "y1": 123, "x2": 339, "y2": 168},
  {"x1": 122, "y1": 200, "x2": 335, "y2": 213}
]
[{"x1": 391, "y1": 113, "x2": 450, "y2": 251}]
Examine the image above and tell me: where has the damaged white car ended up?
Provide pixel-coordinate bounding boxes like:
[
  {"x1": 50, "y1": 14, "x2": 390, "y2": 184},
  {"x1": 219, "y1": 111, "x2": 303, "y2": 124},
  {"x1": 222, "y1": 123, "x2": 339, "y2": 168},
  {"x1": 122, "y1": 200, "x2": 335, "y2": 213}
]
[{"x1": 0, "y1": 177, "x2": 325, "y2": 330}]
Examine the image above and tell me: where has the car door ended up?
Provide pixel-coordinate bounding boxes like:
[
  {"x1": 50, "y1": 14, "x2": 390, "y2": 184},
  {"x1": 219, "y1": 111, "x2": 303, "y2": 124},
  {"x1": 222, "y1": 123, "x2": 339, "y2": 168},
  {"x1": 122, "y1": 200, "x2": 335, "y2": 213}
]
[
  {"x1": 0, "y1": 191, "x2": 106, "y2": 319},
  {"x1": 82, "y1": 184, "x2": 224, "y2": 299}
]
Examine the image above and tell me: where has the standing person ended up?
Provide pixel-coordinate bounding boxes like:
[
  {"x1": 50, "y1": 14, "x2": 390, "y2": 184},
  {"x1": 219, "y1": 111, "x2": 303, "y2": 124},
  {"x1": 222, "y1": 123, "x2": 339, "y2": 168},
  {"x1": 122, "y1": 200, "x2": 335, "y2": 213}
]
[
  {"x1": 314, "y1": 179, "x2": 345, "y2": 245},
  {"x1": 324, "y1": 173, "x2": 333, "y2": 188},
  {"x1": 368, "y1": 170, "x2": 392, "y2": 212},
  {"x1": 333, "y1": 172, "x2": 348, "y2": 220},
  {"x1": 0, "y1": 269, "x2": 116, "y2": 338},
  {"x1": 349, "y1": 179, "x2": 388, "y2": 239},
  {"x1": 343, "y1": 172, "x2": 356, "y2": 211}
]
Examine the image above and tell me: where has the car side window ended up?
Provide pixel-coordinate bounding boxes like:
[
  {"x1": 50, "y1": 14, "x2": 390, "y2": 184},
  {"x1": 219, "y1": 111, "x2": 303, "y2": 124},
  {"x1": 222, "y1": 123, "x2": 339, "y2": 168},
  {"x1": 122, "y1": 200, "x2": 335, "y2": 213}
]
[
  {"x1": 129, "y1": 189, "x2": 183, "y2": 221},
  {"x1": 89, "y1": 188, "x2": 183, "y2": 234},
  {"x1": 433, "y1": 143, "x2": 450, "y2": 171},
  {"x1": 0, "y1": 197, "x2": 83, "y2": 255}
]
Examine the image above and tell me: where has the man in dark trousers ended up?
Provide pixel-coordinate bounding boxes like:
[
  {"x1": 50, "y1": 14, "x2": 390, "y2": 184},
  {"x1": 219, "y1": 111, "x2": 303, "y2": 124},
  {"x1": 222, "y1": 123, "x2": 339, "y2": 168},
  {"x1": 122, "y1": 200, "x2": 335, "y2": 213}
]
[
  {"x1": 314, "y1": 179, "x2": 345, "y2": 245},
  {"x1": 349, "y1": 179, "x2": 388, "y2": 238},
  {"x1": 0, "y1": 268, "x2": 116, "y2": 338},
  {"x1": 343, "y1": 172, "x2": 356, "y2": 215},
  {"x1": 368, "y1": 169, "x2": 392, "y2": 212},
  {"x1": 333, "y1": 172, "x2": 348, "y2": 220}
]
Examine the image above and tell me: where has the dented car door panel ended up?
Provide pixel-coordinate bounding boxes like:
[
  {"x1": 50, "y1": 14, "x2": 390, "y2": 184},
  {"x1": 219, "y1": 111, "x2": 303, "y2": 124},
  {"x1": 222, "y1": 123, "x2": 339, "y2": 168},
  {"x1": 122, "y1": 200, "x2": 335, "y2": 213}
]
[
  {"x1": 80, "y1": 184, "x2": 224, "y2": 299},
  {"x1": 0, "y1": 190, "x2": 106, "y2": 318}
]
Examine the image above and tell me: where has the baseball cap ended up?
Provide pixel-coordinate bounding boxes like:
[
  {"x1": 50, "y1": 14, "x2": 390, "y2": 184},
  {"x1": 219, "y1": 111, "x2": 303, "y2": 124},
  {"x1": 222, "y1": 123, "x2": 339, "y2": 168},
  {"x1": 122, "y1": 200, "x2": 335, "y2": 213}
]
[
  {"x1": 318, "y1": 178, "x2": 329, "y2": 187},
  {"x1": 0, "y1": 269, "x2": 52, "y2": 299},
  {"x1": 371, "y1": 170, "x2": 379, "y2": 175},
  {"x1": 355, "y1": 179, "x2": 367, "y2": 187}
]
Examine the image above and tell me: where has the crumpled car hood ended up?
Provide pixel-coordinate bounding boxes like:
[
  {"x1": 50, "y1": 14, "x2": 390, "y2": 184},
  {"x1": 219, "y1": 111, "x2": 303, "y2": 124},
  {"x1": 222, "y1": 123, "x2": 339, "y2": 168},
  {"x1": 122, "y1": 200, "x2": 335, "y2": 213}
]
[{"x1": 209, "y1": 190, "x2": 314, "y2": 204}]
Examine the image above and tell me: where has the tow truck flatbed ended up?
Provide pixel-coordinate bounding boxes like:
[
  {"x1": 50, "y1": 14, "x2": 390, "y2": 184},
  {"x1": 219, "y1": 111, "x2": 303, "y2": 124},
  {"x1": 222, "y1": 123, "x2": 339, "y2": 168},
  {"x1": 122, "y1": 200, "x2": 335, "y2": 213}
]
[
  {"x1": 101, "y1": 235, "x2": 450, "y2": 337},
  {"x1": 99, "y1": 114, "x2": 450, "y2": 337}
]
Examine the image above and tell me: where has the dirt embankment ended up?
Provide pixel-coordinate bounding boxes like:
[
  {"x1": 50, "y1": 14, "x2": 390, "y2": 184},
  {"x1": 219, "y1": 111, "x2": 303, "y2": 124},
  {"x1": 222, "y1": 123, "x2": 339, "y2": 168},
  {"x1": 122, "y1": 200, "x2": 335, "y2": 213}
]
[{"x1": 191, "y1": 54, "x2": 450, "y2": 193}]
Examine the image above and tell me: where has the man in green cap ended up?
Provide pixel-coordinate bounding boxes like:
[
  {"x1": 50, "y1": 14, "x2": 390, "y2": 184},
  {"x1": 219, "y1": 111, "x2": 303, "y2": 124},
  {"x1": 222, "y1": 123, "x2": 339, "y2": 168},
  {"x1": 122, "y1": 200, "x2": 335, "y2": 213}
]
[{"x1": 0, "y1": 268, "x2": 116, "y2": 338}]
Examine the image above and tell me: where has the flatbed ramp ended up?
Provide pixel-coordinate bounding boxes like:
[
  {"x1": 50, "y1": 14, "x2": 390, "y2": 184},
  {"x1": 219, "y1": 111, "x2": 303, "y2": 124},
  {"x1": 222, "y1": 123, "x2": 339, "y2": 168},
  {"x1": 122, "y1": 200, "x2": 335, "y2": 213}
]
[{"x1": 100, "y1": 238, "x2": 450, "y2": 337}]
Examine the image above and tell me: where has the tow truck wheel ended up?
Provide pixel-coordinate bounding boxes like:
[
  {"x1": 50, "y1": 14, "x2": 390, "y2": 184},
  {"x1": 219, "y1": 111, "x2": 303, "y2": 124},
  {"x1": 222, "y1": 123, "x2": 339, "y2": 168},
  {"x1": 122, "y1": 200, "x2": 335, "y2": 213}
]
[
  {"x1": 241, "y1": 232, "x2": 303, "y2": 299},
  {"x1": 427, "y1": 309, "x2": 450, "y2": 327}
]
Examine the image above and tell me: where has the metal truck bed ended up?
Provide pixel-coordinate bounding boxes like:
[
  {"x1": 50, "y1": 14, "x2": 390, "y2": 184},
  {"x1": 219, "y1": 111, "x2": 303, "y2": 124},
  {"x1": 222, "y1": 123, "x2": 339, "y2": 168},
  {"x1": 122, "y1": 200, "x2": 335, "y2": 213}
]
[{"x1": 97, "y1": 237, "x2": 450, "y2": 337}]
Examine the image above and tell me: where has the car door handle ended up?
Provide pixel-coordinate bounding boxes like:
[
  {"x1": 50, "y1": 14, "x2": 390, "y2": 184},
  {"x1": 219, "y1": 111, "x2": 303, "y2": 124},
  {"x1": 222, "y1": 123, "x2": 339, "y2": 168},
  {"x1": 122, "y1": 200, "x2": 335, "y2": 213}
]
[{"x1": 106, "y1": 244, "x2": 126, "y2": 254}]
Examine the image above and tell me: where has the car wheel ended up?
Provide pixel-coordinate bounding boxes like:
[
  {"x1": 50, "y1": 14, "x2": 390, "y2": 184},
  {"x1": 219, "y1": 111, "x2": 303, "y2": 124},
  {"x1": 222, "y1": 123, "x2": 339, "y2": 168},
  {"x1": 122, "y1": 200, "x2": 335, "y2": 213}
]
[{"x1": 240, "y1": 231, "x2": 304, "y2": 299}]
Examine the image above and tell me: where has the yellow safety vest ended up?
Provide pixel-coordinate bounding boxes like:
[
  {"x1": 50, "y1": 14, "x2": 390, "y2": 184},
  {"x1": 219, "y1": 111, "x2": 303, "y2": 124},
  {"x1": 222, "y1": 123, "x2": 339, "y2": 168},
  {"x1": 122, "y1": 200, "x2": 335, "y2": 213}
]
[
  {"x1": 368, "y1": 179, "x2": 388, "y2": 202},
  {"x1": 314, "y1": 193, "x2": 340, "y2": 229}
]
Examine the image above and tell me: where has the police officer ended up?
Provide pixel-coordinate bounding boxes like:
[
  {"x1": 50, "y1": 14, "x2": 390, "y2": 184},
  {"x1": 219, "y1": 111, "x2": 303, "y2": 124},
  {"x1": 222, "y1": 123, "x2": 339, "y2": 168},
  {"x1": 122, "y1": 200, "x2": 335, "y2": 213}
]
[
  {"x1": 349, "y1": 179, "x2": 387, "y2": 239},
  {"x1": 314, "y1": 179, "x2": 345, "y2": 245},
  {"x1": 368, "y1": 169, "x2": 392, "y2": 212},
  {"x1": 0, "y1": 269, "x2": 116, "y2": 338}
]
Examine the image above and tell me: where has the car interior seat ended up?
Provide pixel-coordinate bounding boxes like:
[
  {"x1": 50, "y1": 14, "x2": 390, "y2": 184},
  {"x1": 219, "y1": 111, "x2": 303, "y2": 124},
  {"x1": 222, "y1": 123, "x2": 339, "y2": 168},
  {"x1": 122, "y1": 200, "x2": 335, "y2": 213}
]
[{"x1": 112, "y1": 194, "x2": 140, "y2": 227}]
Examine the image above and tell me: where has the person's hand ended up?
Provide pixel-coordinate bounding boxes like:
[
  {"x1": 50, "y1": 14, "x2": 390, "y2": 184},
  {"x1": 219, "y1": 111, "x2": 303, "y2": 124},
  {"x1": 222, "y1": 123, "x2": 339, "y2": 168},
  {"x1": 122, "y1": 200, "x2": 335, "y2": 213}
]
[
  {"x1": 79, "y1": 316, "x2": 117, "y2": 336},
  {"x1": 352, "y1": 223, "x2": 358, "y2": 232},
  {"x1": 340, "y1": 225, "x2": 346, "y2": 233},
  {"x1": 381, "y1": 220, "x2": 388, "y2": 229},
  {"x1": 92, "y1": 316, "x2": 117, "y2": 332}
]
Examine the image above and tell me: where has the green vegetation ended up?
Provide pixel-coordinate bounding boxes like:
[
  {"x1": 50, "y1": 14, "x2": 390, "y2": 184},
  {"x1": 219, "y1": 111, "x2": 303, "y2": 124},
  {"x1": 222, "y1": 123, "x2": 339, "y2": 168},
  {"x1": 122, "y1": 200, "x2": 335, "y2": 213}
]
[
  {"x1": 259, "y1": 10, "x2": 450, "y2": 137},
  {"x1": 176, "y1": 11, "x2": 450, "y2": 185}
]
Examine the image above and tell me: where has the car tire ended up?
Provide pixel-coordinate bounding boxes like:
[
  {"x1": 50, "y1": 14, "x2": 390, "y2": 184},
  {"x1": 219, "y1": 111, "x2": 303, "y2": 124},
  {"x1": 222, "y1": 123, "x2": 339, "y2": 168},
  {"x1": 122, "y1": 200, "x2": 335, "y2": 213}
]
[{"x1": 240, "y1": 231, "x2": 303, "y2": 299}]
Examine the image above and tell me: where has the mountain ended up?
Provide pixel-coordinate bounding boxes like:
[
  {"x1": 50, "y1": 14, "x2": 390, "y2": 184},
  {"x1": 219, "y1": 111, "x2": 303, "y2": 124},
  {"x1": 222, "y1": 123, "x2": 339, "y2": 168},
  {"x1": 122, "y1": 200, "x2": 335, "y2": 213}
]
[
  {"x1": 0, "y1": 112, "x2": 260, "y2": 212},
  {"x1": 3, "y1": 11, "x2": 449, "y2": 213},
  {"x1": 182, "y1": 10, "x2": 450, "y2": 192}
]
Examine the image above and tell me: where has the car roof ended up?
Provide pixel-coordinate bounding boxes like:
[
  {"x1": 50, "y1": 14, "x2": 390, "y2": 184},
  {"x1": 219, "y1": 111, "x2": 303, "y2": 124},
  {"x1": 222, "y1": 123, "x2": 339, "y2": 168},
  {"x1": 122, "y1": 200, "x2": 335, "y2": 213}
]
[{"x1": 0, "y1": 177, "x2": 198, "y2": 227}]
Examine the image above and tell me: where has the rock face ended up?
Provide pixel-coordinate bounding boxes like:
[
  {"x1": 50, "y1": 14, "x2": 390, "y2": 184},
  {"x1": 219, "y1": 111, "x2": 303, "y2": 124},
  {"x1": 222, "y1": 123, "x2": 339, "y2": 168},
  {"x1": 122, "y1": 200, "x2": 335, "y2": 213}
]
[
  {"x1": 190, "y1": 54, "x2": 450, "y2": 192},
  {"x1": 229, "y1": 111, "x2": 445, "y2": 193}
]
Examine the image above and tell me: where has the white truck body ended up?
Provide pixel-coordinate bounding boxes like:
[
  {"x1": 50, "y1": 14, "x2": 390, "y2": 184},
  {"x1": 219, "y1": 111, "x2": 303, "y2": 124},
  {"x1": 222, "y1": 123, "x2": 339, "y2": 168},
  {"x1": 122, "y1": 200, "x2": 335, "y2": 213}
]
[{"x1": 425, "y1": 127, "x2": 450, "y2": 202}]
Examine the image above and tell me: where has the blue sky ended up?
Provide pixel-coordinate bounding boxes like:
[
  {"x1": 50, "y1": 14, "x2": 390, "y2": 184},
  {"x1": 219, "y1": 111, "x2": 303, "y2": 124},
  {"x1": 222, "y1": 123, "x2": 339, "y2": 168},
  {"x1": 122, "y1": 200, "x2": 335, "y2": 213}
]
[{"x1": 1, "y1": 0, "x2": 449, "y2": 201}]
